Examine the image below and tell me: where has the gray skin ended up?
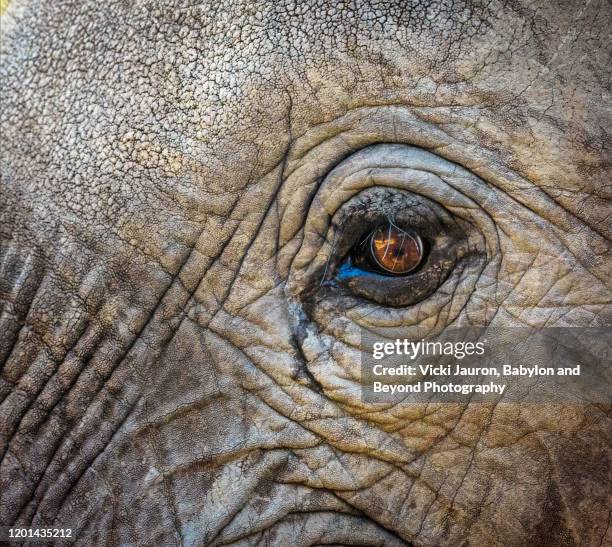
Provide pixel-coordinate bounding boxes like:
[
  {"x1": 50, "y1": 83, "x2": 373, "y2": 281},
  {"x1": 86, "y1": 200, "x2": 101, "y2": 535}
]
[{"x1": 0, "y1": 0, "x2": 611, "y2": 545}]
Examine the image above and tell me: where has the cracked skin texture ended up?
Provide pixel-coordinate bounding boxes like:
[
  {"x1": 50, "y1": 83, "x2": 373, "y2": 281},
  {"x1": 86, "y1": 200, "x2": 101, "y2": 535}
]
[{"x1": 0, "y1": 0, "x2": 611, "y2": 545}]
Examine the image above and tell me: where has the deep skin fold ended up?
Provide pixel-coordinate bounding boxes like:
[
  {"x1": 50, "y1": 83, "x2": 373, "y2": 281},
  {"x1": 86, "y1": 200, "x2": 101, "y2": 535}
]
[{"x1": 1, "y1": 1, "x2": 611, "y2": 546}]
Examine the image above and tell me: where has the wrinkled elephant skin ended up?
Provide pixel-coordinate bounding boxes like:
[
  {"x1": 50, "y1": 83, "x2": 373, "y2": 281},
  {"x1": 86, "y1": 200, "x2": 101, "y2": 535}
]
[{"x1": 1, "y1": 1, "x2": 611, "y2": 546}]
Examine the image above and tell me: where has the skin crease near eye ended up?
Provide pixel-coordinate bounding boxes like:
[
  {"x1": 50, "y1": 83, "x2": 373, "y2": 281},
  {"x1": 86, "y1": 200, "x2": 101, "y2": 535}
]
[{"x1": 1, "y1": 2, "x2": 611, "y2": 547}]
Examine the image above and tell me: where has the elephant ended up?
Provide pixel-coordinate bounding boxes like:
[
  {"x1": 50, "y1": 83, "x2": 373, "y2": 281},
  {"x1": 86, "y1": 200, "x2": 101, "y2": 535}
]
[{"x1": 1, "y1": 0, "x2": 611, "y2": 545}]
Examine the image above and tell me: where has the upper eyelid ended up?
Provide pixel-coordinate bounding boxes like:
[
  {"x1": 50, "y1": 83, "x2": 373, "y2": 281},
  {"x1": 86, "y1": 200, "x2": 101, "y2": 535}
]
[{"x1": 331, "y1": 196, "x2": 452, "y2": 238}]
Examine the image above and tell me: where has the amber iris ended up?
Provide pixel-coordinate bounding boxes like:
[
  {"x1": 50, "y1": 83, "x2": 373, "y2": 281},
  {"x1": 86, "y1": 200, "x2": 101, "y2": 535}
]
[{"x1": 369, "y1": 225, "x2": 424, "y2": 274}]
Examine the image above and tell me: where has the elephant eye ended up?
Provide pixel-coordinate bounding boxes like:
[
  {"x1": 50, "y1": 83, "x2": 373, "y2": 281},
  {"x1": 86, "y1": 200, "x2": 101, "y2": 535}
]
[
  {"x1": 332, "y1": 213, "x2": 460, "y2": 308},
  {"x1": 314, "y1": 189, "x2": 475, "y2": 308},
  {"x1": 351, "y1": 223, "x2": 426, "y2": 276},
  {"x1": 289, "y1": 148, "x2": 489, "y2": 312}
]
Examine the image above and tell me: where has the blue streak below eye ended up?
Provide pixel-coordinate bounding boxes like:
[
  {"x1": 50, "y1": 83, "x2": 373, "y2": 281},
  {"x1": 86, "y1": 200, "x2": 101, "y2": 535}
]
[{"x1": 336, "y1": 262, "x2": 385, "y2": 281}]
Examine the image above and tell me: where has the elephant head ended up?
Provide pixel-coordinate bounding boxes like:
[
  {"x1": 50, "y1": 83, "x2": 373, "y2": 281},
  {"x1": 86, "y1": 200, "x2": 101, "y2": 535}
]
[{"x1": 1, "y1": 1, "x2": 610, "y2": 545}]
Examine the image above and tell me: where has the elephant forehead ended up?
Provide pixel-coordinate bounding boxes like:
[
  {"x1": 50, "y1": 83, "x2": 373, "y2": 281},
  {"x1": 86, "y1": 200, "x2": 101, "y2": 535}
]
[
  {"x1": 2, "y1": 0, "x2": 609, "y2": 244},
  {"x1": 1, "y1": 0, "x2": 606, "y2": 153}
]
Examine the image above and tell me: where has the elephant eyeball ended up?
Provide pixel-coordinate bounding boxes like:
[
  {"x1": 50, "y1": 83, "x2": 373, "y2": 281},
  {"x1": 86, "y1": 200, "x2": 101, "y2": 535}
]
[
  {"x1": 369, "y1": 224, "x2": 424, "y2": 274},
  {"x1": 349, "y1": 223, "x2": 426, "y2": 276}
]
